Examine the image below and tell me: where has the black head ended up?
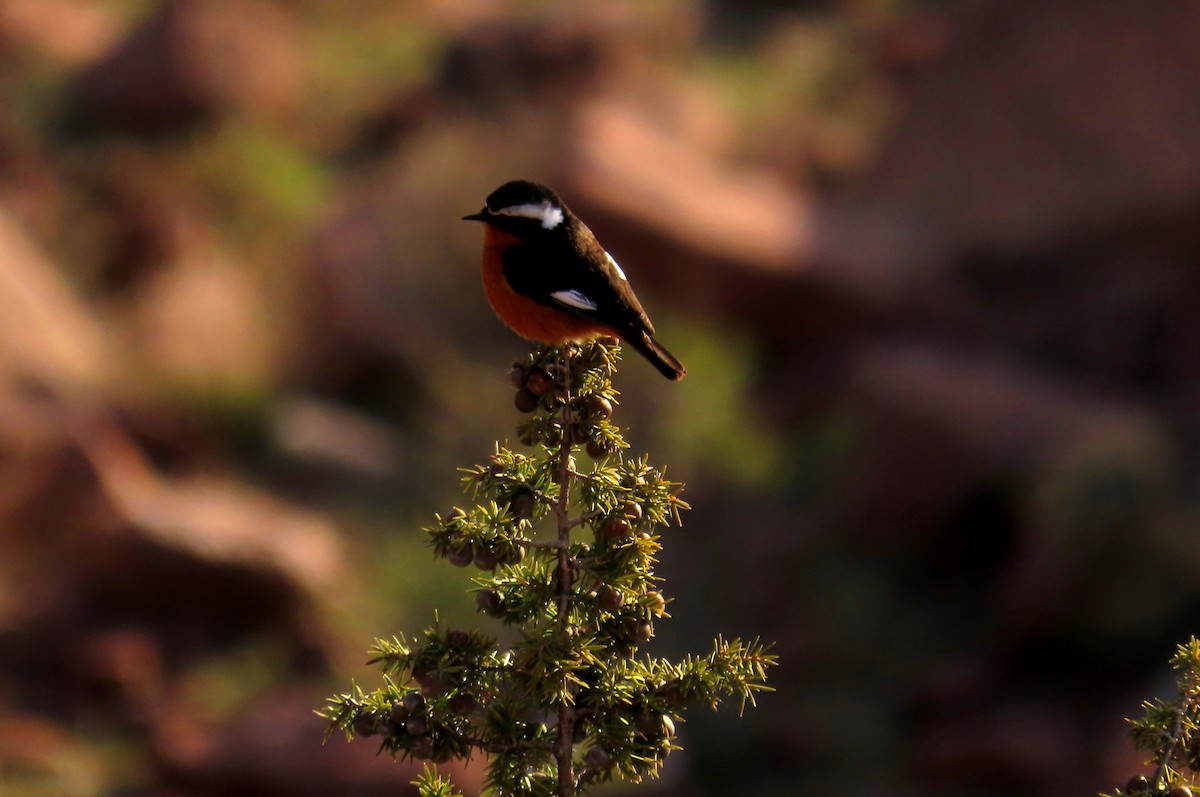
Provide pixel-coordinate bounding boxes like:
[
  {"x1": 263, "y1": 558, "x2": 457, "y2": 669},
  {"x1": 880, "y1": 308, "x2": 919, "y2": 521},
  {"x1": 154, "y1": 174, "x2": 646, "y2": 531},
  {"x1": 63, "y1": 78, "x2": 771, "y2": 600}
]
[{"x1": 462, "y1": 180, "x2": 568, "y2": 232}]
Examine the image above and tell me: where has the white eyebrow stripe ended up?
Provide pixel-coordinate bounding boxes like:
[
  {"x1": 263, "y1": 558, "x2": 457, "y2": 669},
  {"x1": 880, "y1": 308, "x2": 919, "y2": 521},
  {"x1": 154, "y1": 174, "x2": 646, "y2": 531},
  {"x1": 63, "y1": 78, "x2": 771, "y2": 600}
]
[
  {"x1": 605, "y1": 251, "x2": 627, "y2": 281},
  {"x1": 551, "y1": 289, "x2": 599, "y2": 311},
  {"x1": 492, "y1": 202, "x2": 564, "y2": 230}
]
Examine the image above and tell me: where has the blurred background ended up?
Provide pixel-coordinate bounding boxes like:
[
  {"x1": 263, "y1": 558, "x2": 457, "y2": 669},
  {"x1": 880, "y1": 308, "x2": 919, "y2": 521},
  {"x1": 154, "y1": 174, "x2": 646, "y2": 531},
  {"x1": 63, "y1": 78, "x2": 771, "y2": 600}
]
[{"x1": 1, "y1": 0, "x2": 1198, "y2": 795}]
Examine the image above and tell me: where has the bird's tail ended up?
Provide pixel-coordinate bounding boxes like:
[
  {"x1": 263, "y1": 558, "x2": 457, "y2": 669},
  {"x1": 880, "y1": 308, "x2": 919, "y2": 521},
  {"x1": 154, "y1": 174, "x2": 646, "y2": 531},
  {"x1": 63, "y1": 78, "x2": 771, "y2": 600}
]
[{"x1": 626, "y1": 331, "x2": 687, "y2": 381}]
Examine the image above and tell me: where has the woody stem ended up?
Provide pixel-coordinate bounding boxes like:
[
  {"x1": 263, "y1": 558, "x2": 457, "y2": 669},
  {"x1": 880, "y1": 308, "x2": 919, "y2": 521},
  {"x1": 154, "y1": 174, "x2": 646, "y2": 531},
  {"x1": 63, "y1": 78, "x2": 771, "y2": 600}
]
[{"x1": 554, "y1": 348, "x2": 575, "y2": 797}]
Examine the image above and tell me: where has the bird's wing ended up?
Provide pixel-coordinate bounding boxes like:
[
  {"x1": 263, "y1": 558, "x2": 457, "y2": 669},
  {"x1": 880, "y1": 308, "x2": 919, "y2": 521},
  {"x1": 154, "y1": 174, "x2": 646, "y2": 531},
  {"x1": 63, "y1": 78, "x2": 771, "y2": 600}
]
[{"x1": 501, "y1": 223, "x2": 655, "y2": 337}]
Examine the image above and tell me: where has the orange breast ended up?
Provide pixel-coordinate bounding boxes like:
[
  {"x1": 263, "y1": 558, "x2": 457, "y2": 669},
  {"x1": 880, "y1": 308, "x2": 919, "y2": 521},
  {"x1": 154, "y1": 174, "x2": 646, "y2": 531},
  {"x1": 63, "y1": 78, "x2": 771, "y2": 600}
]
[{"x1": 480, "y1": 226, "x2": 607, "y2": 344}]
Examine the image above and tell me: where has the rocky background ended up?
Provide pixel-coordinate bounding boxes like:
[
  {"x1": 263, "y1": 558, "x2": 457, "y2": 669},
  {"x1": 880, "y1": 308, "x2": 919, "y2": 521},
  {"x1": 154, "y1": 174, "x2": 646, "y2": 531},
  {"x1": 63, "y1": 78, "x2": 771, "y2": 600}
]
[{"x1": 2, "y1": 1, "x2": 1199, "y2": 795}]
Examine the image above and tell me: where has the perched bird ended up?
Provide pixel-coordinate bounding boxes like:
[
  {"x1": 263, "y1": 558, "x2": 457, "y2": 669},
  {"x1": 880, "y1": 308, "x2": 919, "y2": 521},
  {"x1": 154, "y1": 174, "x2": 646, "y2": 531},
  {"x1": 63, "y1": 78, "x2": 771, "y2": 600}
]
[{"x1": 463, "y1": 180, "x2": 686, "y2": 380}]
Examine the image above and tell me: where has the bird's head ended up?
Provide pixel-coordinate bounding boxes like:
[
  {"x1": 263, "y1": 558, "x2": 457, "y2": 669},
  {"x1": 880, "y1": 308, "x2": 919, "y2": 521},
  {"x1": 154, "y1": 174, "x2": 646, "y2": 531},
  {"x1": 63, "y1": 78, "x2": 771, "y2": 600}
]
[{"x1": 463, "y1": 180, "x2": 567, "y2": 233}]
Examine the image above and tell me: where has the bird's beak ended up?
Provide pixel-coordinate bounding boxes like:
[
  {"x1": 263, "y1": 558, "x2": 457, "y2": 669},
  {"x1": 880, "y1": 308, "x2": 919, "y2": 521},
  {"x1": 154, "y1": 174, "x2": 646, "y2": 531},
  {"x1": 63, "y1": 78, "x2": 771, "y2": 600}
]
[{"x1": 462, "y1": 209, "x2": 489, "y2": 222}]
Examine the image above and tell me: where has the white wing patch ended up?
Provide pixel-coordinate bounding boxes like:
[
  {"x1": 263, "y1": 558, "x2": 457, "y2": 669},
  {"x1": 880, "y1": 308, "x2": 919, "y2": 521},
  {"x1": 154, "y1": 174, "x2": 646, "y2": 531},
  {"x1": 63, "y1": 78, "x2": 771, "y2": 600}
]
[
  {"x1": 551, "y1": 289, "x2": 599, "y2": 311},
  {"x1": 492, "y1": 202, "x2": 564, "y2": 230},
  {"x1": 605, "y1": 251, "x2": 627, "y2": 281}
]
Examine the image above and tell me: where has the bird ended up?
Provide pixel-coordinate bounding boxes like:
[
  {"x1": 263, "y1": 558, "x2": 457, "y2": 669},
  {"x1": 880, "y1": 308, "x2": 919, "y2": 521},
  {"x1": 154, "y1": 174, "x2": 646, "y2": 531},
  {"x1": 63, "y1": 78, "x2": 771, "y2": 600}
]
[{"x1": 463, "y1": 180, "x2": 686, "y2": 380}]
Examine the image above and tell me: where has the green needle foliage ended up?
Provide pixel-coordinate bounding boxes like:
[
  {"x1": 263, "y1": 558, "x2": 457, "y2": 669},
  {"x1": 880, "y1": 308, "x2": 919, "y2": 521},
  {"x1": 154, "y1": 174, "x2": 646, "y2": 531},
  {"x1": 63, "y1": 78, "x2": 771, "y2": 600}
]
[
  {"x1": 1108, "y1": 638, "x2": 1200, "y2": 797},
  {"x1": 322, "y1": 340, "x2": 775, "y2": 797}
]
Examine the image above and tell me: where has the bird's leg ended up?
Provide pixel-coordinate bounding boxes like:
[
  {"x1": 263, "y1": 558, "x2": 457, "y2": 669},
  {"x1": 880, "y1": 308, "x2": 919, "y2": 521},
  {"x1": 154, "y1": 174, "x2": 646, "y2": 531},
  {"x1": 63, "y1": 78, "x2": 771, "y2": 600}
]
[
  {"x1": 529, "y1": 346, "x2": 551, "y2": 373},
  {"x1": 517, "y1": 344, "x2": 581, "y2": 395},
  {"x1": 511, "y1": 346, "x2": 553, "y2": 393}
]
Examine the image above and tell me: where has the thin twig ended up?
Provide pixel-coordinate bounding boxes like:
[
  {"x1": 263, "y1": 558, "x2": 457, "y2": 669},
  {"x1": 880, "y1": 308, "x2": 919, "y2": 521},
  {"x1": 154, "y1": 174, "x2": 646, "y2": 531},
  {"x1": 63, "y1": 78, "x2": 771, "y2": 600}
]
[
  {"x1": 563, "y1": 510, "x2": 603, "y2": 529},
  {"x1": 1153, "y1": 690, "x2": 1197, "y2": 786},
  {"x1": 528, "y1": 540, "x2": 569, "y2": 550},
  {"x1": 486, "y1": 472, "x2": 556, "y2": 506}
]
